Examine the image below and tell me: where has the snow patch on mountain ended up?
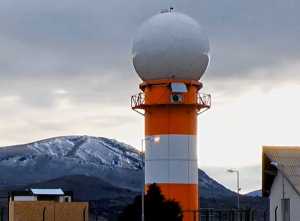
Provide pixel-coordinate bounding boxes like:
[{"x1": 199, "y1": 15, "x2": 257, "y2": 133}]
[
  {"x1": 0, "y1": 136, "x2": 143, "y2": 170},
  {"x1": 0, "y1": 136, "x2": 234, "y2": 198}
]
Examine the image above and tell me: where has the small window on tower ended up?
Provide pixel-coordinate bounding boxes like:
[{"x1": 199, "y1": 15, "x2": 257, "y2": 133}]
[{"x1": 170, "y1": 83, "x2": 188, "y2": 93}]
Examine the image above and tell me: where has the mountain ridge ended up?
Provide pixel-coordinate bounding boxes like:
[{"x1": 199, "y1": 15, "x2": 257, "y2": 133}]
[
  {"x1": 0, "y1": 136, "x2": 269, "y2": 221},
  {"x1": 0, "y1": 135, "x2": 234, "y2": 199}
]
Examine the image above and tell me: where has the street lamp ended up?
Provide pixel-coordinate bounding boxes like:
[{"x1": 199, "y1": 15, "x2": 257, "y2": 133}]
[
  {"x1": 141, "y1": 136, "x2": 160, "y2": 221},
  {"x1": 227, "y1": 169, "x2": 241, "y2": 209}
]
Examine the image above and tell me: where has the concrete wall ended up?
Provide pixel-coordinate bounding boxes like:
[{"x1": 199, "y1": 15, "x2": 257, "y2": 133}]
[
  {"x1": 9, "y1": 201, "x2": 54, "y2": 221},
  {"x1": 13, "y1": 196, "x2": 37, "y2": 201},
  {"x1": 9, "y1": 201, "x2": 88, "y2": 221},
  {"x1": 54, "y1": 202, "x2": 88, "y2": 221},
  {"x1": 270, "y1": 172, "x2": 300, "y2": 221}
]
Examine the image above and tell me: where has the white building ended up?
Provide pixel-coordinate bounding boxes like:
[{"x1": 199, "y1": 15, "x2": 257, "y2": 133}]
[
  {"x1": 9, "y1": 188, "x2": 88, "y2": 221},
  {"x1": 262, "y1": 146, "x2": 300, "y2": 221},
  {"x1": 9, "y1": 188, "x2": 72, "y2": 203}
]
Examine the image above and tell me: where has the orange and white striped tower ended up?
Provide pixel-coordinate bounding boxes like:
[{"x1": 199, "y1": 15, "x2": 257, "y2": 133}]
[{"x1": 131, "y1": 10, "x2": 210, "y2": 221}]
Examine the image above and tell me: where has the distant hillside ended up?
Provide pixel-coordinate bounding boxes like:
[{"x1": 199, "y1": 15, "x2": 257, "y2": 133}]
[
  {"x1": 0, "y1": 136, "x2": 268, "y2": 220},
  {"x1": 246, "y1": 190, "x2": 262, "y2": 197},
  {"x1": 0, "y1": 174, "x2": 268, "y2": 221},
  {"x1": 0, "y1": 136, "x2": 234, "y2": 198},
  {"x1": 0, "y1": 136, "x2": 142, "y2": 190},
  {"x1": 27, "y1": 175, "x2": 135, "y2": 201}
]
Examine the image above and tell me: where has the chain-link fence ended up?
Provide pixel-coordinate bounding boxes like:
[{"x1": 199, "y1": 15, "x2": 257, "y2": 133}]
[
  {"x1": 183, "y1": 209, "x2": 268, "y2": 221},
  {"x1": 0, "y1": 198, "x2": 7, "y2": 221},
  {"x1": 0, "y1": 207, "x2": 4, "y2": 221}
]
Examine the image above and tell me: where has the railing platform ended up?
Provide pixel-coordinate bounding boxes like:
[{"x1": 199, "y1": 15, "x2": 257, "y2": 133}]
[{"x1": 131, "y1": 92, "x2": 211, "y2": 115}]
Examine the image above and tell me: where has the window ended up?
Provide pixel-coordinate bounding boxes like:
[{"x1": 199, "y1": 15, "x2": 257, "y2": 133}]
[
  {"x1": 281, "y1": 198, "x2": 290, "y2": 221},
  {"x1": 170, "y1": 83, "x2": 187, "y2": 93}
]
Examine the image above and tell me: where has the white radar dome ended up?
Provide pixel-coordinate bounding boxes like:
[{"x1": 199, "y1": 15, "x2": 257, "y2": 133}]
[{"x1": 132, "y1": 11, "x2": 210, "y2": 81}]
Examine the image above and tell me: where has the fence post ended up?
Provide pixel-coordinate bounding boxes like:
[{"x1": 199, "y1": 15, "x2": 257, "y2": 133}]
[
  {"x1": 206, "y1": 209, "x2": 209, "y2": 221},
  {"x1": 251, "y1": 209, "x2": 255, "y2": 221},
  {"x1": 239, "y1": 209, "x2": 242, "y2": 221},
  {"x1": 264, "y1": 211, "x2": 268, "y2": 221},
  {"x1": 234, "y1": 209, "x2": 236, "y2": 221},
  {"x1": 0, "y1": 207, "x2": 3, "y2": 221},
  {"x1": 218, "y1": 210, "x2": 222, "y2": 221},
  {"x1": 245, "y1": 209, "x2": 249, "y2": 221}
]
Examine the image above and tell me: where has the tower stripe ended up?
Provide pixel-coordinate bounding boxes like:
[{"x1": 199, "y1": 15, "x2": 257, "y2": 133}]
[{"x1": 139, "y1": 80, "x2": 202, "y2": 221}]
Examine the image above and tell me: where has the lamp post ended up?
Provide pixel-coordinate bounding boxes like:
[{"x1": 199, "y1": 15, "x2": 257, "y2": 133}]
[
  {"x1": 227, "y1": 169, "x2": 241, "y2": 209},
  {"x1": 141, "y1": 136, "x2": 160, "y2": 221}
]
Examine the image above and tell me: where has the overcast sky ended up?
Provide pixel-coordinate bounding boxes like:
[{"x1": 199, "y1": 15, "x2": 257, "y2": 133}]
[{"x1": 1, "y1": 0, "x2": 300, "y2": 193}]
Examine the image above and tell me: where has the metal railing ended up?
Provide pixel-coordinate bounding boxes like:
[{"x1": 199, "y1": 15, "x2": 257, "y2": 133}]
[
  {"x1": 131, "y1": 93, "x2": 145, "y2": 110},
  {"x1": 183, "y1": 209, "x2": 268, "y2": 221},
  {"x1": 197, "y1": 93, "x2": 211, "y2": 108},
  {"x1": 197, "y1": 93, "x2": 211, "y2": 114},
  {"x1": 131, "y1": 92, "x2": 211, "y2": 115}
]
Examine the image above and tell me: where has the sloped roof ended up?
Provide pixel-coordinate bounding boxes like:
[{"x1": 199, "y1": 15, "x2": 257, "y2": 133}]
[
  {"x1": 262, "y1": 146, "x2": 300, "y2": 197},
  {"x1": 31, "y1": 188, "x2": 64, "y2": 196}
]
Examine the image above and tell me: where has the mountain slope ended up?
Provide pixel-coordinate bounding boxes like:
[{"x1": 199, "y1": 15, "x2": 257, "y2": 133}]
[
  {"x1": 27, "y1": 175, "x2": 136, "y2": 201},
  {"x1": 0, "y1": 136, "x2": 142, "y2": 170},
  {"x1": 0, "y1": 136, "x2": 234, "y2": 199},
  {"x1": 198, "y1": 169, "x2": 234, "y2": 199},
  {"x1": 0, "y1": 136, "x2": 143, "y2": 190},
  {"x1": 246, "y1": 190, "x2": 262, "y2": 197}
]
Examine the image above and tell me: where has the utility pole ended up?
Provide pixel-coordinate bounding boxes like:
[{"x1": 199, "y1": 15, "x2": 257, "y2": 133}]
[{"x1": 227, "y1": 169, "x2": 241, "y2": 209}]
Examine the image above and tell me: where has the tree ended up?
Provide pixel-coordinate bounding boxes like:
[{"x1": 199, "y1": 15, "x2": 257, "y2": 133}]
[{"x1": 118, "y1": 183, "x2": 183, "y2": 221}]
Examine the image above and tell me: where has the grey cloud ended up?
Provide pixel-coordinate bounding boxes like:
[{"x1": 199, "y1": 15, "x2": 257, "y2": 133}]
[
  {"x1": 0, "y1": 1, "x2": 297, "y2": 189},
  {"x1": 0, "y1": 0, "x2": 299, "y2": 107},
  {"x1": 27, "y1": 114, "x2": 136, "y2": 132}
]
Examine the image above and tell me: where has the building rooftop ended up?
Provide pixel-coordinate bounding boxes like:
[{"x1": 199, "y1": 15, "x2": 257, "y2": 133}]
[
  {"x1": 10, "y1": 188, "x2": 72, "y2": 198},
  {"x1": 30, "y1": 188, "x2": 64, "y2": 196},
  {"x1": 262, "y1": 146, "x2": 300, "y2": 197}
]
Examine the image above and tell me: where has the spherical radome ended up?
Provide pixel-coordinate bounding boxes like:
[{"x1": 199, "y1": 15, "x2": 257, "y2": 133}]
[{"x1": 132, "y1": 11, "x2": 210, "y2": 81}]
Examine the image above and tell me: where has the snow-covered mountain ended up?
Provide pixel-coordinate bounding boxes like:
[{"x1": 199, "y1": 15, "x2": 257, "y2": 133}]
[
  {"x1": 0, "y1": 136, "x2": 233, "y2": 198},
  {"x1": 0, "y1": 136, "x2": 142, "y2": 170},
  {"x1": 0, "y1": 136, "x2": 143, "y2": 190},
  {"x1": 0, "y1": 136, "x2": 269, "y2": 221}
]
